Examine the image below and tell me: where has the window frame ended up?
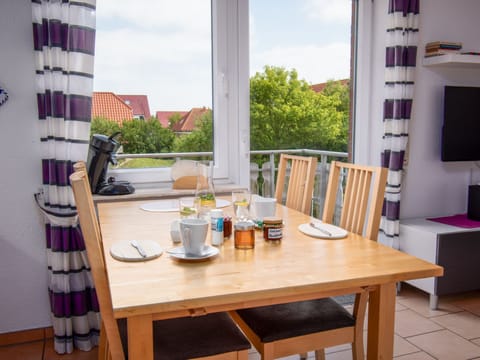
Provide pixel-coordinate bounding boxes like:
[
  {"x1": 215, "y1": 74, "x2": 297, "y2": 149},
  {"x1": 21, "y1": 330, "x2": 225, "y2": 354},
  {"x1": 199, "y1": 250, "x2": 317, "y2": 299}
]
[{"x1": 108, "y1": 0, "x2": 250, "y2": 189}]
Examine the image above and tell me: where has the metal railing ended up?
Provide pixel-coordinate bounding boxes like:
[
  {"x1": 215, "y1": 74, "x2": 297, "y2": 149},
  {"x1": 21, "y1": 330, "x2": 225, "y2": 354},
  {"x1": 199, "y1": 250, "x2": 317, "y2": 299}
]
[{"x1": 115, "y1": 149, "x2": 348, "y2": 217}]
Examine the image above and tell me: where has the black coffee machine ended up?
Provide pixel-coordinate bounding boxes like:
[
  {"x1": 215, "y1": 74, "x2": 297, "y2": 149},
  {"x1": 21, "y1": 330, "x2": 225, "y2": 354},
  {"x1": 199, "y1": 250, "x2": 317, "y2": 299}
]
[{"x1": 86, "y1": 133, "x2": 135, "y2": 195}]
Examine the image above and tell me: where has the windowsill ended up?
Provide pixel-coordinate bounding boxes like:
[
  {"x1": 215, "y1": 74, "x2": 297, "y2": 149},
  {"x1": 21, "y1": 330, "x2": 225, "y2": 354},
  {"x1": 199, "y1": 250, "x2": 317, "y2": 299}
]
[{"x1": 93, "y1": 184, "x2": 247, "y2": 203}]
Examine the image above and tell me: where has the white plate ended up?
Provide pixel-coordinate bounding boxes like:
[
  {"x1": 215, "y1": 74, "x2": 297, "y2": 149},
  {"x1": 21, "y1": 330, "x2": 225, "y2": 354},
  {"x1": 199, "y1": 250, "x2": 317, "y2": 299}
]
[
  {"x1": 140, "y1": 198, "x2": 231, "y2": 212},
  {"x1": 167, "y1": 245, "x2": 219, "y2": 261},
  {"x1": 110, "y1": 240, "x2": 163, "y2": 262},
  {"x1": 298, "y1": 222, "x2": 348, "y2": 239}
]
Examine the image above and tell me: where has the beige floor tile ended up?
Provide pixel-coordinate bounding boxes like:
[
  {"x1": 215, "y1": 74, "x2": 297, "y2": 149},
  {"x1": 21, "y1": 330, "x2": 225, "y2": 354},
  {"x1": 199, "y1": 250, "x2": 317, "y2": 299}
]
[
  {"x1": 393, "y1": 334, "x2": 421, "y2": 357},
  {"x1": 448, "y1": 292, "x2": 480, "y2": 316},
  {"x1": 431, "y1": 311, "x2": 480, "y2": 339},
  {"x1": 394, "y1": 351, "x2": 436, "y2": 359},
  {"x1": 397, "y1": 289, "x2": 462, "y2": 317},
  {"x1": 395, "y1": 309, "x2": 443, "y2": 337},
  {"x1": 407, "y1": 329, "x2": 480, "y2": 360}
]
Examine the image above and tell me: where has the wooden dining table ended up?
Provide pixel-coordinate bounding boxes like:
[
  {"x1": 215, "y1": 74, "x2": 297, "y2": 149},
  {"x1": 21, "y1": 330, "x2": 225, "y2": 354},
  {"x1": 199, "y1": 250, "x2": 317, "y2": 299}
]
[{"x1": 96, "y1": 196, "x2": 443, "y2": 360}]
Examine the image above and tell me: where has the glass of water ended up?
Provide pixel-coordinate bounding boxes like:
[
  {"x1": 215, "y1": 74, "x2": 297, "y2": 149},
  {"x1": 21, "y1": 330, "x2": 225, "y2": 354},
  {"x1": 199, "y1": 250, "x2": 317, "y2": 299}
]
[{"x1": 232, "y1": 190, "x2": 251, "y2": 221}]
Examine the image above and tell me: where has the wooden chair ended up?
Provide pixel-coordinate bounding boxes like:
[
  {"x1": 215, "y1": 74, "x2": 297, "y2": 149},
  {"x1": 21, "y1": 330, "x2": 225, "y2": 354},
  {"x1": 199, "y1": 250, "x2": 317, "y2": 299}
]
[
  {"x1": 274, "y1": 154, "x2": 318, "y2": 215},
  {"x1": 323, "y1": 161, "x2": 388, "y2": 241},
  {"x1": 230, "y1": 161, "x2": 388, "y2": 360},
  {"x1": 69, "y1": 169, "x2": 251, "y2": 360}
]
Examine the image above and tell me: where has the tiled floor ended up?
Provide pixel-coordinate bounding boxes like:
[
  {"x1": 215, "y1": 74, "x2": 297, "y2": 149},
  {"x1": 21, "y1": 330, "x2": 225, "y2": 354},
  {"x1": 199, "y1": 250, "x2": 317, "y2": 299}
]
[{"x1": 1, "y1": 284, "x2": 479, "y2": 360}]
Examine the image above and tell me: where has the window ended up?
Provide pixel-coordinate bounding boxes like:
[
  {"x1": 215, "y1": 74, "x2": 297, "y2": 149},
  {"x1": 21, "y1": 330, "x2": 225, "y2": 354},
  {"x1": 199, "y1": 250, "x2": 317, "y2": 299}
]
[{"x1": 94, "y1": 0, "x2": 250, "y2": 187}]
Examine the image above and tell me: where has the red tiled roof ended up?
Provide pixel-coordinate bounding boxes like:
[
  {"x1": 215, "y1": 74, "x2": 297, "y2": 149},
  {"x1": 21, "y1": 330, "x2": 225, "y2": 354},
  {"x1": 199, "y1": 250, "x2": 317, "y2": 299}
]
[
  {"x1": 92, "y1": 92, "x2": 133, "y2": 125},
  {"x1": 117, "y1": 95, "x2": 151, "y2": 119},
  {"x1": 156, "y1": 110, "x2": 188, "y2": 128},
  {"x1": 311, "y1": 79, "x2": 349, "y2": 93},
  {"x1": 172, "y1": 107, "x2": 211, "y2": 132}
]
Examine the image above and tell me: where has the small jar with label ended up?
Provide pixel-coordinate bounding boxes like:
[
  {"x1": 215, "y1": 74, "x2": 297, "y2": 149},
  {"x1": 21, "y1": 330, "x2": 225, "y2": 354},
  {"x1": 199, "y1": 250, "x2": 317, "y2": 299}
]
[
  {"x1": 234, "y1": 220, "x2": 255, "y2": 249},
  {"x1": 263, "y1": 216, "x2": 283, "y2": 243}
]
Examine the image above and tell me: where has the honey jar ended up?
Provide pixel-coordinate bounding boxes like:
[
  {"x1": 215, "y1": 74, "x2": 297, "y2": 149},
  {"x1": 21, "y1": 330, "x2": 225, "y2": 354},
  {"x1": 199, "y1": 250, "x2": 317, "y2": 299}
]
[
  {"x1": 234, "y1": 221, "x2": 255, "y2": 249},
  {"x1": 263, "y1": 216, "x2": 283, "y2": 243}
]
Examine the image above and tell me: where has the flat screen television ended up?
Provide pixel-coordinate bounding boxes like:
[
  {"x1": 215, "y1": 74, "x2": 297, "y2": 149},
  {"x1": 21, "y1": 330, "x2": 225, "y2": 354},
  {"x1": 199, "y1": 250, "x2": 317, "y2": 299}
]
[{"x1": 441, "y1": 85, "x2": 480, "y2": 162}]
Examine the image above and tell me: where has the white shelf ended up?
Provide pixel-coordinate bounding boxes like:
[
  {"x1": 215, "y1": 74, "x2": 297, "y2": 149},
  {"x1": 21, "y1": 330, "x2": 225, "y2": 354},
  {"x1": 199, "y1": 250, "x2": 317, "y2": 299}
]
[{"x1": 423, "y1": 53, "x2": 480, "y2": 68}]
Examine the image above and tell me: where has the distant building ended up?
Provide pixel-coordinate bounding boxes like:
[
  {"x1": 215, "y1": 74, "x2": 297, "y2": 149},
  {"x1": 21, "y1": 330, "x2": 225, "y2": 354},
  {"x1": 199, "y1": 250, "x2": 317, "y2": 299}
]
[
  {"x1": 156, "y1": 110, "x2": 188, "y2": 128},
  {"x1": 92, "y1": 92, "x2": 133, "y2": 125},
  {"x1": 171, "y1": 107, "x2": 211, "y2": 133},
  {"x1": 311, "y1": 79, "x2": 349, "y2": 93},
  {"x1": 117, "y1": 94, "x2": 151, "y2": 120},
  {"x1": 92, "y1": 91, "x2": 208, "y2": 133}
]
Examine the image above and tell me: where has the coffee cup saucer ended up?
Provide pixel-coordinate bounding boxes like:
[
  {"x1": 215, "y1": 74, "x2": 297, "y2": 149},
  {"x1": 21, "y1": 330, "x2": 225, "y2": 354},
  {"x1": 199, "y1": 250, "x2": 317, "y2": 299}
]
[{"x1": 167, "y1": 245, "x2": 219, "y2": 261}]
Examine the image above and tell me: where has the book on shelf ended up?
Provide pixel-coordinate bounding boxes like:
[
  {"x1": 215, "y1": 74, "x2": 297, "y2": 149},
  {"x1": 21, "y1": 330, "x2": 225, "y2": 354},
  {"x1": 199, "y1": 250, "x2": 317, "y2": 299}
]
[
  {"x1": 425, "y1": 41, "x2": 462, "y2": 50},
  {"x1": 424, "y1": 41, "x2": 462, "y2": 58}
]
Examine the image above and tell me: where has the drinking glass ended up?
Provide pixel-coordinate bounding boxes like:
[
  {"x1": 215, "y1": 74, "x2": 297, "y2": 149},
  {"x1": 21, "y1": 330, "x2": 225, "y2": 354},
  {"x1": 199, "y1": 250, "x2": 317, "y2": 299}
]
[
  {"x1": 179, "y1": 197, "x2": 198, "y2": 219},
  {"x1": 232, "y1": 190, "x2": 251, "y2": 221}
]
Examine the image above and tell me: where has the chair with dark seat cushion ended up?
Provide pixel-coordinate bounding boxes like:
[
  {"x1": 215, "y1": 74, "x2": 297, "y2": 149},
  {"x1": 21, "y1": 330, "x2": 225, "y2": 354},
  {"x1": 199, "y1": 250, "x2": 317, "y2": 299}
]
[
  {"x1": 69, "y1": 168, "x2": 250, "y2": 360},
  {"x1": 230, "y1": 161, "x2": 388, "y2": 360}
]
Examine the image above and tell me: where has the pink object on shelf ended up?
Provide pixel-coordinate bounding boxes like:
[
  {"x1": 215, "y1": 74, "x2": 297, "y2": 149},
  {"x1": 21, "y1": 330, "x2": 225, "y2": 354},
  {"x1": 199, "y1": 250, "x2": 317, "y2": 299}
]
[{"x1": 427, "y1": 213, "x2": 480, "y2": 228}]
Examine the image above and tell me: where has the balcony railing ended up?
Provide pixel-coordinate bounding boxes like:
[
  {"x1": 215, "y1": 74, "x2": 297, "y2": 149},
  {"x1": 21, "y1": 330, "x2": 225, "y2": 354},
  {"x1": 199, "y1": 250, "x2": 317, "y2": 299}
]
[{"x1": 114, "y1": 149, "x2": 348, "y2": 218}]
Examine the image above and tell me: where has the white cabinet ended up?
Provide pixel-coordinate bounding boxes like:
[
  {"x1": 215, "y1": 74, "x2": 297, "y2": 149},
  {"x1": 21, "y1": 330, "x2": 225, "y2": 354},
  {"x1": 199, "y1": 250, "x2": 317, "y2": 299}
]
[{"x1": 399, "y1": 218, "x2": 480, "y2": 309}]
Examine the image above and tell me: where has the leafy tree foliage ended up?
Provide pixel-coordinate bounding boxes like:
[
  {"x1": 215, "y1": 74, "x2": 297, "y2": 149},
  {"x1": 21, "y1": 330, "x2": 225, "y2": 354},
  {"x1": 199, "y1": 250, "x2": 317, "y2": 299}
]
[
  {"x1": 90, "y1": 117, "x2": 121, "y2": 138},
  {"x1": 89, "y1": 67, "x2": 349, "y2": 156},
  {"x1": 250, "y1": 66, "x2": 349, "y2": 153},
  {"x1": 173, "y1": 111, "x2": 213, "y2": 152},
  {"x1": 121, "y1": 118, "x2": 175, "y2": 153},
  {"x1": 90, "y1": 117, "x2": 174, "y2": 154}
]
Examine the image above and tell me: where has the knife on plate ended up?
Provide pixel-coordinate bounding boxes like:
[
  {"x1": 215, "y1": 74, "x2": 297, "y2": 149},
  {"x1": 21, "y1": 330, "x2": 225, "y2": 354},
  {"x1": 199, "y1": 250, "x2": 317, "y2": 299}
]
[
  {"x1": 130, "y1": 240, "x2": 147, "y2": 257},
  {"x1": 309, "y1": 222, "x2": 333, "y2": 237}
]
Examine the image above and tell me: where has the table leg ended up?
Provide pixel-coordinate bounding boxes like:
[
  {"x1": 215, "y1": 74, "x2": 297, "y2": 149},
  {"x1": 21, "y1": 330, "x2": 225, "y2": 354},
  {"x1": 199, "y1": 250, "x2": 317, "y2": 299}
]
[
  {"x1": 128, "y1": 314, "x2": 154, "y2": 360},
  {"x1": 367, "y1": 282, "x2": 396, "y2": 360}
]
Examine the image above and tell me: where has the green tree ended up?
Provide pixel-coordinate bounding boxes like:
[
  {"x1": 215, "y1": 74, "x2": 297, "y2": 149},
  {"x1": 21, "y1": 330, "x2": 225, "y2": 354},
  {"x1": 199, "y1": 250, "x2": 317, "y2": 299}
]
[
  {"x1": 90, "y1": 117, "x2": 121, "y2": 138},
  {"x1": 121, "y1": 118, "x2": 175, "y2": 153},
  {"x1": 168, "y1": 113, "x2": 183, "y2": 130},
  {"x1": 173, "y1": 111, "x2": 213, "y2": 152},
  {"x1": 250, "y1": 66, "x2": 349, "y2": 152}
]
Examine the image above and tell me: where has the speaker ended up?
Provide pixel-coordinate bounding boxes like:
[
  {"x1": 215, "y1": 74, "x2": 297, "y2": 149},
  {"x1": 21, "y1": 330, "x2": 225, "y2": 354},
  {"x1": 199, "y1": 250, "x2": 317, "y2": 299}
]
[{"x1": 467, "y1": 185, "x2": 480, "y2": 220}]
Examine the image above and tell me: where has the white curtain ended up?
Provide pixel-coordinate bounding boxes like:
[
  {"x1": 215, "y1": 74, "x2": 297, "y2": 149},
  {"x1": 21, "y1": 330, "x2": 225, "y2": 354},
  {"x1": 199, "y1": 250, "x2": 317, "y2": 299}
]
[
  {"x1": 32, "y1": 0, "x2": 100, "y2": 354},
  {"x1": 380, "y1": 0, "x2": 419, "y2": 248}
]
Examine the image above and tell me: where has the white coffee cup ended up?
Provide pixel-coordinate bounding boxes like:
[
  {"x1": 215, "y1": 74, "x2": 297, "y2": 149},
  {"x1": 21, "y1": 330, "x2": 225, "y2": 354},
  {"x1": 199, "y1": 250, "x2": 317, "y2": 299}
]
[
  {"x1": 179, "y1": 218, "x2": 209, "y2": 256},
  {"x1": 253, "y1": 196, "x2": 277, "y2": 220}
]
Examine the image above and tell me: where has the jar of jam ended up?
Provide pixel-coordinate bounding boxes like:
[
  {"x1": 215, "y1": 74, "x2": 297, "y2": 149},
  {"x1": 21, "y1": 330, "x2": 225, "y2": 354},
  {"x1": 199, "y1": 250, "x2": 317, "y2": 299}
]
[
  {"x1": 223, "y1": 216, "x2": 232, "y2": 239},
  {"x1": 263, "y1": 216, "x2": 283, "y2": 243},
  {"x1": 234, "y1": 221, "x2": 255, "y2": 249}
]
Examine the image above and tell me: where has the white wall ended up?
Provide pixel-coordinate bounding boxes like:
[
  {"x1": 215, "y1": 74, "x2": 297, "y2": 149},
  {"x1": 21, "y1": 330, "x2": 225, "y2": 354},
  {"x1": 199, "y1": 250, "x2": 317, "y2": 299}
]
[
  {"x1": 0, "y1": 1, "x2": 51, "y2": 332},
  {"x1": 356, "y1": 0, "x2": 480, "y2": 219}
]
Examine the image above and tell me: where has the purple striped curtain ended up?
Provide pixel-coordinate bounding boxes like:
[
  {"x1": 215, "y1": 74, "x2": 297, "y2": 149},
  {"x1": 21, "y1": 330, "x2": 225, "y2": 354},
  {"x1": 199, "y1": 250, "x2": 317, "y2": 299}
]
[
  {"x1": 32, "y1": 0, "x2": 100, "y2": 354},
  {"x1": 380, "y1": 0, "x2": 419, "y2": 248}
]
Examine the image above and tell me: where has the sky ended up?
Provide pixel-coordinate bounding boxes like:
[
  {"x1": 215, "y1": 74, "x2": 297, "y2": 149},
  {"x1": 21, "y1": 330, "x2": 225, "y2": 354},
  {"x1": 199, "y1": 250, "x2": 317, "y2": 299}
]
[{"x1": 93, "y1": 0, "x2": 352, "y2": 113}]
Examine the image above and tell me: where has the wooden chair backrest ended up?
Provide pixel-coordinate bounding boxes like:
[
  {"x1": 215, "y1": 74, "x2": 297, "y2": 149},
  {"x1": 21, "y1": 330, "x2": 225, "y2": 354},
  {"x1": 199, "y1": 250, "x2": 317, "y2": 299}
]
[
  {"x1": 322, "y1": 161, "x2": 388, "y2": 241},
  {"x1": 275, "y1": 154, "x2": 318, "y2": 215},
  {"x1": 69, "y1": 170, "x2": 126, "y2": 360}
]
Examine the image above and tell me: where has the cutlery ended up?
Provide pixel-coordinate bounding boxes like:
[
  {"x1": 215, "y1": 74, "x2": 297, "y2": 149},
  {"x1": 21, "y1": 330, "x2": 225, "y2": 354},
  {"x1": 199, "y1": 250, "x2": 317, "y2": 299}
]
[
  {"x1": 130, "y1": 240, "x2": 147, "y2": 257},
  {"x1": 309, "y1": 222, "x2": 332, "y2": 237}
]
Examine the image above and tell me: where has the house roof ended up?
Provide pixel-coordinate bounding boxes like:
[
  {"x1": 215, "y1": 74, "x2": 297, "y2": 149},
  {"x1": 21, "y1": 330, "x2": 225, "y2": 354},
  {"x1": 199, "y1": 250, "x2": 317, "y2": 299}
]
[
  {"x1": 171, "y1": 107, "x2": 210, "y2": 132},
  {"x1": 92, "y1": 92, "x2": 133, "y2": 125},
  {"x1": 156, "y1": 111, "x2": 188, "y2": 128},
  {"x1": 117, "y1": 94, "x2": 151, "y2": 119},
  {"x1": 311, "y1": 79, "x2": 349, "y2": 93}
]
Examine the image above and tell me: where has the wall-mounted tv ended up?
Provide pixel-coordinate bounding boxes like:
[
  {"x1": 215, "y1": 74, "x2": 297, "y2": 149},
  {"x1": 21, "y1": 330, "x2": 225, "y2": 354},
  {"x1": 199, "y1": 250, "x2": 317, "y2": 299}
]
[{"x1": 441, "y1": 85, "x2": 480, "y2": 162}]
